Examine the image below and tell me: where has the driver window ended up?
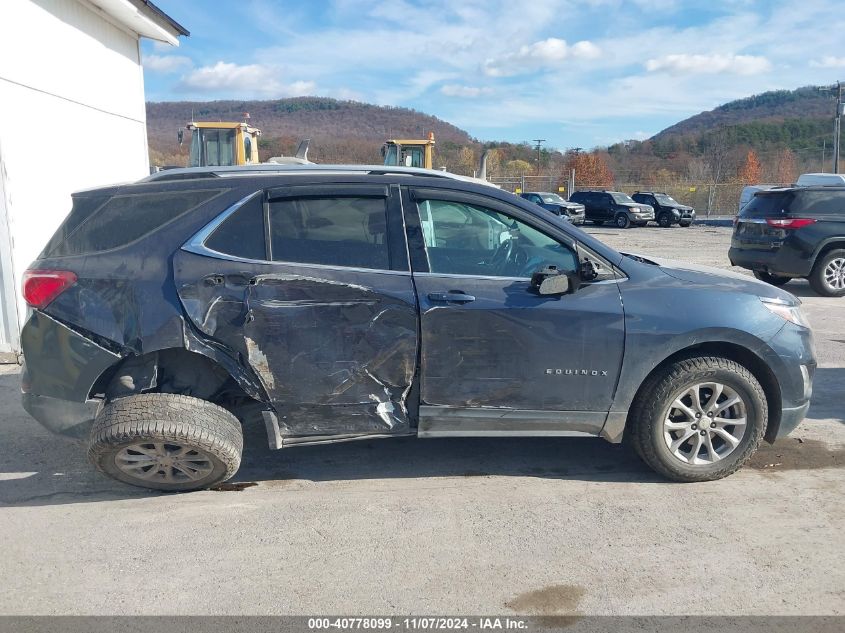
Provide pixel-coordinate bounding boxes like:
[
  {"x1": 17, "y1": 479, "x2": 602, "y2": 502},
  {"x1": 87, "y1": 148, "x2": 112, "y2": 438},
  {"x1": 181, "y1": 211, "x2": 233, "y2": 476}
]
[{"x1": 417, "y1": 199, "x2": 578, "y2": 278}]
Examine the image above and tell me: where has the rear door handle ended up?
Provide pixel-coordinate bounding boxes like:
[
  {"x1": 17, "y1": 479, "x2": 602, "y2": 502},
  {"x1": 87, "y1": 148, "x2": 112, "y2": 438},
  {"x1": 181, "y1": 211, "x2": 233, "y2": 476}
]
[{"x1": 428, "y1": 291, "x2": 476, "y2": 304}]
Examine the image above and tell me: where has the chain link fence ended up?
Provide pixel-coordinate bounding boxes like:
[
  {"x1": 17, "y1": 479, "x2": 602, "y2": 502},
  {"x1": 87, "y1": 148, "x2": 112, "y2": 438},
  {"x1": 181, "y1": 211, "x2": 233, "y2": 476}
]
[{"x1": 488, "y1": 176, "x2": 791, "y2": 217}]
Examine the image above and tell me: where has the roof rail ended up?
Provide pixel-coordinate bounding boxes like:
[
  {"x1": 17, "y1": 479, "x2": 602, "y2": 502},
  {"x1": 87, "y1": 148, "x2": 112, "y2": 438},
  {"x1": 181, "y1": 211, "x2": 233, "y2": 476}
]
[{"x1": 140, "y1": 164, "x2": 498, "y2": 187}]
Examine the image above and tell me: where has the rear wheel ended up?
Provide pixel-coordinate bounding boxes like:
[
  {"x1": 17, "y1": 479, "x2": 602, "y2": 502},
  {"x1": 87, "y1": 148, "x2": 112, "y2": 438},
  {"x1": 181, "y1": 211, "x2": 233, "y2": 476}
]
[
  {"x1": 615, "y1": 213, "x2": 631, "y2": 229},
  {"x1": 753, "y1": 270, "x2": 791, "y2": 287},
  {"x1": 658, "y1": 213, "x2": 673, "y2": 228},
  {"x1": 627, "y1": 357, "x2": 767, "y2": 482},
  {"x1": 88, "y1": 393, "x2": 243, "y2": 491},
  {"x1": 809, "y1": 249, "x2": 845, "y2": 297}
]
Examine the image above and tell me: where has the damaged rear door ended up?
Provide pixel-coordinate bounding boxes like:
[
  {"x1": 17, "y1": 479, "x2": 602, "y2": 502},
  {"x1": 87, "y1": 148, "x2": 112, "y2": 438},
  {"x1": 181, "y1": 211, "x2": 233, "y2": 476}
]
[{"x1": 173, "y1": 183, "x2": 419, "y2": 438}]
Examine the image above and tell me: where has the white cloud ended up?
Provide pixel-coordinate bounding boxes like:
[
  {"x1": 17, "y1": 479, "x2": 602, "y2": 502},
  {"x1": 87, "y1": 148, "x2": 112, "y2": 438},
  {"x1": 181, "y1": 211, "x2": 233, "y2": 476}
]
[
  {"x1": 810, "y1": 56, "x2": 845, "y2": 68},
  {"x1": 483, "y1": 38, "x2": 601, "y2": 77},
  {"x1": 645, "y1": 53, "x2": 772, "y2": 76},
  {"x1": 143, "y1": 54, "x2": 192, "y2": 73},
  {"x1": 179, "y1": 62, "x2": 315, "y2": 97},
  {"x1": 440, "y1": 84, "x2": 493, "y2": 98}
]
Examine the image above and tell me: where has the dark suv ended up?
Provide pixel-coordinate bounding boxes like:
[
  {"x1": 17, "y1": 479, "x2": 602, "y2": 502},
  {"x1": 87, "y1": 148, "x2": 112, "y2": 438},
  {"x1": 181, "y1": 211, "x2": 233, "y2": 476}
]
[
  {"x1": 729, "y1": 186, "x2": 845, "y2": 296},
  {"x1": 519, "y1": 192, "x2": 585, "y2": 224},
  {"x1": 568, "y1": 190, "x2": 654, "y2": 228},
  {"x1": 21, "y1": 165, "x2": 814, "y2": 491},
  {"x1": 631, "y1": 192, "x2": 695, "y2": 228}
]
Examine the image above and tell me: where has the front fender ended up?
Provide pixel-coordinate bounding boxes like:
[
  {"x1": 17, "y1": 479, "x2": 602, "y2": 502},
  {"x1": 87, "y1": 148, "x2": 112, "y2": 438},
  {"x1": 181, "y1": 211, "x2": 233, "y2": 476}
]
[{"x1": 610, "y1": 326, "x2": 785, "y2": 413}]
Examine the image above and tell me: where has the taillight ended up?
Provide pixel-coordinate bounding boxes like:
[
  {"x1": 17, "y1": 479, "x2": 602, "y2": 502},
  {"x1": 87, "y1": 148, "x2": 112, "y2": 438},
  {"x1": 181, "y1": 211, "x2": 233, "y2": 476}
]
[
  {"x1": 765, "y1": 218, "x2": 817, "y2": 229},
  {"x1": 22, "y1": 270, "x2": 77, "y2": 309}
]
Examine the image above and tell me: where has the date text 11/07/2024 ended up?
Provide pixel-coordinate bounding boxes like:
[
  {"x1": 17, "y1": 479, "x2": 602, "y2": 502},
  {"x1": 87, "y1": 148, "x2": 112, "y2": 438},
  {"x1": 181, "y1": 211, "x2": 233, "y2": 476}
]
[{"x1": 307, "y1": 617, "x2": 530, "y2": 630}]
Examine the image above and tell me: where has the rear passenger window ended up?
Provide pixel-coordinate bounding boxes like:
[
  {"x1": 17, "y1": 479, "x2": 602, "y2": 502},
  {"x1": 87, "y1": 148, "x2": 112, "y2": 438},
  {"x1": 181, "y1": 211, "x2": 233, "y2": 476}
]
[
  {"x1": 268, "y1": 197, "x2": 389, "y2": 269},
  {"x1": 45, "y1": 189, "x2": 225, "y2": 257},
  {"x1": 205, "y1": 194, "x2": 266, "y2": 260},
  {"x1": 793, "y1": 191, "x2": 845, "y2": 215}
]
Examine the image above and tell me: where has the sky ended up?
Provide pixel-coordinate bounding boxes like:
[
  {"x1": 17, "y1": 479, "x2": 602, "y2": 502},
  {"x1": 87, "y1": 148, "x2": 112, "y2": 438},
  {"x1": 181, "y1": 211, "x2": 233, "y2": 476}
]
[{"x1": 142, "y1": 0, "x2": 845, "y2": 150}]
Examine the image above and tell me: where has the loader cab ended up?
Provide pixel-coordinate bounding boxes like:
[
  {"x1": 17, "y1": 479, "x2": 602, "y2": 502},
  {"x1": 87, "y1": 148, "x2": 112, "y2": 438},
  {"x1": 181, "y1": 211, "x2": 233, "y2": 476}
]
[
  {"x1": 382, "y1": 132, "x2": 435, "y2": 169},
  {"x1": 187, "y1": 121, "x2": 261, "y2": 167}
]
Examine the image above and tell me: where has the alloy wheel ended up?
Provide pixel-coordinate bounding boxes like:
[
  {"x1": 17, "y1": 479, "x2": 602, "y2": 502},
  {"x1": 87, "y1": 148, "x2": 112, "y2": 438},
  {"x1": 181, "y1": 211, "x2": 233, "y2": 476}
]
[
  {"x1": 823, "y1": 257, "x2": 845, "y2": 291},
  {"x1": 662, "y1": 382, "x2": 747, "y2": 465},
  {"x1": 115, "y1": 442, "x2": 215, "y2": 484}
]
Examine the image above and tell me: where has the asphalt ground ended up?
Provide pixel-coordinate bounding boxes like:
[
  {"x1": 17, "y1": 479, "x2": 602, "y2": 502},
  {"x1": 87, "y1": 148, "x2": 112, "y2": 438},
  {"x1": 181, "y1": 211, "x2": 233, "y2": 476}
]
[{"x1": 0, "y1": 225, "x2": 842, "y2": 616}]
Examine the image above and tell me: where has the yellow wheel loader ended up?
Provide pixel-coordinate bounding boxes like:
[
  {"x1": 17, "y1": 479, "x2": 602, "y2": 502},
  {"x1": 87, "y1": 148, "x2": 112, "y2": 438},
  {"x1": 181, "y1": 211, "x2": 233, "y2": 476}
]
[{"x1": 382, "y1": 132, "x2": 435, "y2": 169}]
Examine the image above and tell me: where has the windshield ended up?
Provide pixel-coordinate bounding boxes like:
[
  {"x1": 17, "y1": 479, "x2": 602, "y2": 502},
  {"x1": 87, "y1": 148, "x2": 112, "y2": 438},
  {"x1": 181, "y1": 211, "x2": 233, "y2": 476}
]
[
  {"x1": 540, "y1": 194, "x2": 566, "y2": 204},
  {"x1": 382, "y1": 144, "x2": 398, "y2": 166},
  {"x1": 611, "y1": 192, "x2": 636, "y2": 204},
  {"x1": 189, "y1": 128, "x2": 236, "y2": 167},
  {"x1": 655, "y1": 194, "x2": 679, "y2": 206}
]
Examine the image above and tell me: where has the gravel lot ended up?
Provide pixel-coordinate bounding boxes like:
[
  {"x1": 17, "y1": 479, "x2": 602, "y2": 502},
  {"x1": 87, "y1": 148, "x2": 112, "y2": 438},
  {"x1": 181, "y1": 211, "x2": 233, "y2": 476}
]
[{"x1": 0, "y1": 225, "x2": 842, "y2": 616}]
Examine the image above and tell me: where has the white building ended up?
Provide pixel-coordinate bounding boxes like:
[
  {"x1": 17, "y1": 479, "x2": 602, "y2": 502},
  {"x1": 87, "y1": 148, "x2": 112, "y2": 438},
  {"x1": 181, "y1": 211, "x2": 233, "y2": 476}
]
[{"x1": 0, "y1": 0, "x2": 187, "y2": 360}]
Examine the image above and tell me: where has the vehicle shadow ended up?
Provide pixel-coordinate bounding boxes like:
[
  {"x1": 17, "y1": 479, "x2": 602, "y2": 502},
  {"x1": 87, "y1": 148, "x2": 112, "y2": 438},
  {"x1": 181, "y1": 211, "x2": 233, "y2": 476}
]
[
  {"x1": 2, "y1": 367, "x2": 841, "y2": 508},
  {"x1": 806, "y1": 366, "x2": 844, "y2": 424},
  {"x1": 782, "y1": 279, "x2": 823, "y2": 299},
  {"x1": 0, "y1": 371, "x2": 665, "y2": 507}
]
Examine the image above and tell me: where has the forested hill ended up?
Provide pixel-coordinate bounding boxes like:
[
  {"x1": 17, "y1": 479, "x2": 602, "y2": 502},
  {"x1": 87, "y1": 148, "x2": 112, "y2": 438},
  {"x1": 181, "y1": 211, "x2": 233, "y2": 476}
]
[
  {"x1": 146, "y1": 97, "x2": 476, "y2": 166},
  {"x1": 654, "y1": 87, "x2": 833, "y2": 139}
]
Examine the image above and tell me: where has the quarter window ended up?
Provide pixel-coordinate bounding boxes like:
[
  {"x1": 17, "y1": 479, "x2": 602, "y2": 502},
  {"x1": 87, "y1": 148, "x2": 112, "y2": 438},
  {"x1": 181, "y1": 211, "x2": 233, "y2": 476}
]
[
  {"x1": 205, "y1": 194, "x2": 266, "y2": 260},
  {"x1": 269, "y1": 197, "x2": 390, "y2": 269},
  {"x1": 417, "y1": 199, "x2": 578, "y2": 278}
]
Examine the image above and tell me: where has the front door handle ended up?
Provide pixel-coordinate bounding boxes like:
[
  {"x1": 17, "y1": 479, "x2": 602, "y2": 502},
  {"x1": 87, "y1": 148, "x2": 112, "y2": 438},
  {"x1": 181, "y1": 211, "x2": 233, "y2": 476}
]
[{"x1": 428, "y1": 291, "x2": 476, "y2": 304}]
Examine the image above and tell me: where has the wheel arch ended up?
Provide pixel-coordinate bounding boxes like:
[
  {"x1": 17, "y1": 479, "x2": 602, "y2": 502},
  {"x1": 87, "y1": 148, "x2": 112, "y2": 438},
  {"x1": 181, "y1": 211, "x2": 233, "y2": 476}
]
[
  {"x1": 89, "y1": 347, "x2": 267, "y2": 417},
  {"x1": 621, "y1": 340, "x2": 783, "y2": 444},
  {"x1": 811, "y1": 238, "x2": 845, "y2": 266}
]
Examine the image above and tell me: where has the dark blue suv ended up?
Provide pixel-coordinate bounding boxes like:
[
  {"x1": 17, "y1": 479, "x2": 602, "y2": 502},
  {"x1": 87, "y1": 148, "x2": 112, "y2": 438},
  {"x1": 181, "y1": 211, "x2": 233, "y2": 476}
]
[{"x1": 20, "y1": 166, "x2": 815, "y2": 490}]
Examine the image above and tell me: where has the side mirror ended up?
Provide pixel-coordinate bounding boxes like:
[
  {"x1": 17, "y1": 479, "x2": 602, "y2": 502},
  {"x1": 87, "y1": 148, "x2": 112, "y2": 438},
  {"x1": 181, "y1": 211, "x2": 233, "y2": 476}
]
[
  {"x1": 539, "y1": 274, "x2": 570, "y2": 295},
  {"x1": 530, "y1": 265, "x2": 579, "y2": 296}
]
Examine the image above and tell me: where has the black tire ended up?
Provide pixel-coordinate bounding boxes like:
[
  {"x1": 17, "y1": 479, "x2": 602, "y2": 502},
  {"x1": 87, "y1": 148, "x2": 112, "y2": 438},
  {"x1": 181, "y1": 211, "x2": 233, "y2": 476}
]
[
  {"x1": 627, "y1": 356, "x2": 767, "y2": 482},
  {"x1": 809, "y1": 248, "x2": 845, "y2": 297},
  {"x1": 658, "y1": 212, "x2": 672, "y2": 228},
  {"x1": 88, "y1": 393, "x2": 243, "y2": 492},
  {"x1": 615, "y1": 213, "x2": 631, "y2": 229},
  {"x1": 679, "y1": 220, "x2": 692, "y2": 227},
  {"x1": 753, "y1": 270, "x2": 790, "y2": 287}
]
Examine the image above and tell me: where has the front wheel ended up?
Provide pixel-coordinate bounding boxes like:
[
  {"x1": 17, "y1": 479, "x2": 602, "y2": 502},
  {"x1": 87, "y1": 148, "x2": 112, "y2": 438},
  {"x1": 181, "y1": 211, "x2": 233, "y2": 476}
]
[
  {"x1": 809, "y1": 249, "x2": 845, "y2": 297},
  {"x1": 88, "y1": 393, "x2": 243, "y2": 491},
  {"x1": 615, "y1": 213, "x2": 631, "y2": 229},
  {"x1": 627, "y1": 357, "x2": 767, "y2": 482},
  {"x1": 679, "y1": 220, "x2": 692, "y2": 227},
  {"x1": 753, "y1": 270, "x2": 791, "y2": 286}
]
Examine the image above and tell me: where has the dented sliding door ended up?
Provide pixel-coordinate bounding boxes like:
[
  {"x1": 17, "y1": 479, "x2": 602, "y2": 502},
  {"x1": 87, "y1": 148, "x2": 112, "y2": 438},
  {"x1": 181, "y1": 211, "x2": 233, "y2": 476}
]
[{"x1": 174, "y1": 184, "x2": 418, "y2": 438}]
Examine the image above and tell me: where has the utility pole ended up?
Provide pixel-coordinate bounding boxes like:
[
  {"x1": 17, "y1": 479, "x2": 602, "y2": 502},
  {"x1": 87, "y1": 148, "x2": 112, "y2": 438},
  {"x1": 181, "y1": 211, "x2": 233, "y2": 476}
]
[
  {"x1": 533, "y1": 139, "x2": 546, "y2": 175},
  {"x1": 837, "y1": 83, "x2": 844, "y2": 174},
  {"x1": 819, "y1": 82, "x2": 844, "y2": 173}
]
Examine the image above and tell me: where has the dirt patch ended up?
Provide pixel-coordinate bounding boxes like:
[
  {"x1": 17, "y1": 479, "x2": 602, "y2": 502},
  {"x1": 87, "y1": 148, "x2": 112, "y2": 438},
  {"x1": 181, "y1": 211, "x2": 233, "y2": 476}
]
[
  {"x1": 747, "y1": 438, "x2": 844, "y2": 471},
  {"x1": 211, "y1": 481, "x2": 258, "y2": 492},
  {"x1": 505, "y1": 584, "x2": 585, "y2": 615}
]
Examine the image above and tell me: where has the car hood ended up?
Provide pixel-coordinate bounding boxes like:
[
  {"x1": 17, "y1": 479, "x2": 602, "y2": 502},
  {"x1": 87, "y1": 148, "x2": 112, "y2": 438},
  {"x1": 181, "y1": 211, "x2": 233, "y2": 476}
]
[{"x1": 625, "y1": 254, "x2": 798, "y2": 303}]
